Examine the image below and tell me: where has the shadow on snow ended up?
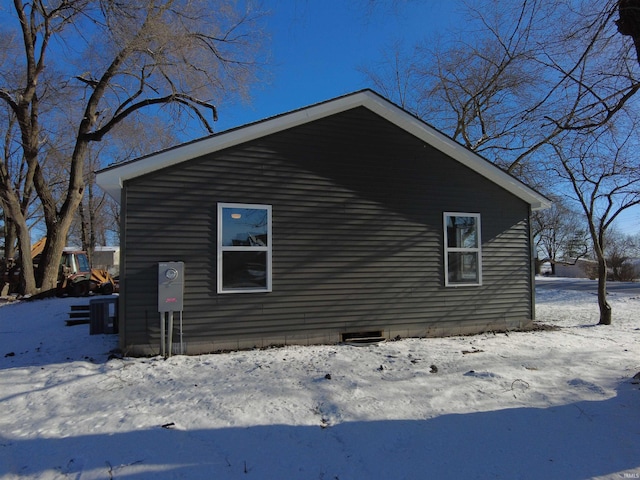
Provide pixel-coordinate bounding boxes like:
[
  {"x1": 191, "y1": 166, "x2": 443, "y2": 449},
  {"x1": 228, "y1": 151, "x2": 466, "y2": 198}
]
[{"x1": 2, "y1": 381, "x2": 639, "y2": 480}]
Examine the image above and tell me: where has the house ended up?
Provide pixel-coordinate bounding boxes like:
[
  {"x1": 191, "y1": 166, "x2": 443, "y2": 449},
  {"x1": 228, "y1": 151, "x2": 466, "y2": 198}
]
[
  {"x1": 96, "y1": 90, "x2": 551, "y2": 356},
  {"x1": 554, "y1": 259, "x2": 596, "y2": 279},
  {"x1": 92, "y1": 246, "x2": 120, "y2": 276}
]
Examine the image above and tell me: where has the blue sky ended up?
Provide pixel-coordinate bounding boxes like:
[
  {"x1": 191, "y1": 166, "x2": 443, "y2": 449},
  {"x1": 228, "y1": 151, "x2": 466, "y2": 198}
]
[
  {"x1": 214, "y1": 1, "x2": 460, "y2": 131},
  {"x1": 212, "y1": 1, "x2": 639, "y2": 236},
  {"x1": 2, "y1": 1, "x2": 637, "y2": 235}
]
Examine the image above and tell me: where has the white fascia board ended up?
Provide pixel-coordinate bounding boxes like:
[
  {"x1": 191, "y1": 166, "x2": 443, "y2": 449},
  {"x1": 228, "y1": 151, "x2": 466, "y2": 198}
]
[{"x1": 96, "y1": 90, "x2": 551, "y2": 210}]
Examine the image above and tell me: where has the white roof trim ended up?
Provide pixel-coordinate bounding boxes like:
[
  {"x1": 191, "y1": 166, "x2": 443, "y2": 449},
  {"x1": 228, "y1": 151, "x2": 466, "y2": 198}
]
[{"x1": 96, "y1": 90, "x2": 551, "y2": 210}]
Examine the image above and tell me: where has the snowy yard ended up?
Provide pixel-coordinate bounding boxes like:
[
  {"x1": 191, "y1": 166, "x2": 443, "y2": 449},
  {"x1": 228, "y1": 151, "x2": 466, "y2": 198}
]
[{"x1": 1, "y1": 278, "x2": 639, "y2": 479}]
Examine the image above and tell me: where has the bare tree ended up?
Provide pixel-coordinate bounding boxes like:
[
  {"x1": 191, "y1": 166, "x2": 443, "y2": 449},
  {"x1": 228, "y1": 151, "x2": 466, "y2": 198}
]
[
  {"x1": 533, "y1": 196, "x2": 589, "y2": 275},
  {"x1": 70, "y1": 116, "x2": 179, "y2": 255},
  {"x1": 605, "y1": 228, "x2": 640, "y2": 281},
  {"x1": 1, "y1": 111, "x2": 21, "y2": 263},
  {"x1": 363, "y1": 0, "x2": 640, "y2": 325},
  {"x1": 0, "y1": 104, "x2": 43, "y2": 294},
  {"x1": 362, "y1": 1, "x2": 639, "y2": 170},
  {"x1": 361, "y1": 2, "x2": 562, "y2": 173},
  {"x1": 550, "y1": 128, "x2": 640, "y2": 324},
  {"x1": 0, "y1": 0, "x2": 266, "y2": 295},
  {"x1": 358, "y1": 41, "x2": 423, "y2": 112}
]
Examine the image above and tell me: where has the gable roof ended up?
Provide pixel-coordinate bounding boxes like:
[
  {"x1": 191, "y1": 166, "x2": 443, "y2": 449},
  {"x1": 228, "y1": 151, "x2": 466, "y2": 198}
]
[{"x1": 96, "y1": 89, "x2": 551, "y2": 210}]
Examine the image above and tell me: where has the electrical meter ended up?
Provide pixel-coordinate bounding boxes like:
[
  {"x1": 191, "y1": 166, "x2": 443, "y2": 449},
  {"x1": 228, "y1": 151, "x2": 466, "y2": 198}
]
[{"x1": 158, "y1": 262, "x2": 184, "y2": 312}]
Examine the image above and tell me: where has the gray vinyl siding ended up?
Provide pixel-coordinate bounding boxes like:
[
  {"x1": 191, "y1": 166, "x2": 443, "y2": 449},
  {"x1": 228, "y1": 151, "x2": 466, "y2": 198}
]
[{"x1": 120, "y1": 107, "x2": 533, "y2": 355}]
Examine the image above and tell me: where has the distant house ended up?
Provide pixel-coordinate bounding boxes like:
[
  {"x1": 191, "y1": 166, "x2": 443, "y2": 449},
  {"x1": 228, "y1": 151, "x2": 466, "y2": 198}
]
[
  {"x1": 96, "y1": 90, "x2": 551, "y2": 356},
  {"x1": 554, "y1": 259, "x2": 596, "y2": 279},
  {"x1": 92, "y1": 246, "x2": 120, "y2": 276}
]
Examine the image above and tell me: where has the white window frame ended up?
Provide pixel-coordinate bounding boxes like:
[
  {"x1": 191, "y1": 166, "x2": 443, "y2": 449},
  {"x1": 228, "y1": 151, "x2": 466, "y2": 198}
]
[
  {"x1": 443, "y1": 212, "x2": 482, "y2": 287},
  {"x1": 217, "y1": 202, "x2": 272, "y2": 294}
]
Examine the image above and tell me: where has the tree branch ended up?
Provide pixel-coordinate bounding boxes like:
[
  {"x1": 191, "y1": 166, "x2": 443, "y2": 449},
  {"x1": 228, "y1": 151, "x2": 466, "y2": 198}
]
[{"x1": 85, "y1": 93, "x2": 218, "y2": 141}]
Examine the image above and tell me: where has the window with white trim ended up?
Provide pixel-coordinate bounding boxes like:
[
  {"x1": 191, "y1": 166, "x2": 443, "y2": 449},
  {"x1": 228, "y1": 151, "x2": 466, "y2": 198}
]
[
  {"x1": 444, "y1": 212, "x2": 482, "y2": 286},
  {"x1": 217, "y1": 203, "x2": 272, "y2": 293}
]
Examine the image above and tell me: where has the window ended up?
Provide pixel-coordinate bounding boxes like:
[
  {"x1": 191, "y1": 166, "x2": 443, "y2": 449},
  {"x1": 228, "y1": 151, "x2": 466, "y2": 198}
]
[
  {"x1": 443, "y1": 213, "x2": 482, "y2": 286},
  {"x1": 217, "y1": 203, "x2": 272, "y2": 293}
]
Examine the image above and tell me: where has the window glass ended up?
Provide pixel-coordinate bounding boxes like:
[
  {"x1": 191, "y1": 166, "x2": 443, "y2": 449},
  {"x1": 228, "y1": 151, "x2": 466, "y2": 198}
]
[
  {"x1": 446, "y1": 216, "x2": 478, "y2": 249},
  {"x1": 222, "y1": 251, "x2": 267, "y2": 289},
  {"x1": 218, "y1": 203, "x2": 272, "y2": 293},
  {"x1": 447, "y1": 252, "x2": 479, "y2": 284},
  {"x1": 221, "y1": 208, "x2": 269, "y2": 247},
  {"x1": 76, "y1": 253, "x2": 90, "y2": 272}
]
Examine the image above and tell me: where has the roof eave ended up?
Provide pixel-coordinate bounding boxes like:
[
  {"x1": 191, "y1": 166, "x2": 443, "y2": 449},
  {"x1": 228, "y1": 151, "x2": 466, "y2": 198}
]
[
  {"x1": 96, "y1": 91, "x2": 374, "y2": 201},
  {"x1": 96, "y1": 89, "x2": 551, "y2": 210}
]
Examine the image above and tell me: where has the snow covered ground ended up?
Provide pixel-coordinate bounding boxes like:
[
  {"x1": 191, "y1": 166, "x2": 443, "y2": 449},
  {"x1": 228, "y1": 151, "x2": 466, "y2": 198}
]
[{"x1": 0, "y1": 277, "x2": 639, "y2": 480}]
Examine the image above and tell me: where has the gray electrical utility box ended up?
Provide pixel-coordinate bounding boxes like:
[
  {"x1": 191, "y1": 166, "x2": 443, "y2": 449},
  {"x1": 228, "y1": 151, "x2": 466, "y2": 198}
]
[{"x1": 158, "y1": 261, "x2": 185, "y2": 312}]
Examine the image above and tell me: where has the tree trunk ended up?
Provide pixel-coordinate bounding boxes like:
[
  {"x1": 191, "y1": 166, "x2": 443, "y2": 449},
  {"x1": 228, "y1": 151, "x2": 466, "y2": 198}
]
[
  {"x1": 79, "y1": 200, "x2": 91, "y2": 264},
  {"x1": 88, "y1": 179, "x2": 96, "y2": 262},
  {"x1": 596, "y1": 256, "x2": 612, "y2": 325},
  {"x1": 1, "y1": 215, "x2": 17, "y2": 295},
  {"x1": 37, "y1": 196, "x2": 84, "y2": 293},
  {"x1": 4, "y1": 207, "x2": 35, "y2": 300},
  {"x1": 36, "y1": 229, "x2": 64, "y2": 294},
  {"x1": 2, "y1": 215, "x2": 17, "y2": 260},
  {"x1": 78, "y1": 176, "x2": 97, "y2": 265},
  {"x1": 1, "y1": 193, "x2": 37, "y2": 295},
  {"x1": 33, "y1": 134, "x2": 88, "y2": 294}
]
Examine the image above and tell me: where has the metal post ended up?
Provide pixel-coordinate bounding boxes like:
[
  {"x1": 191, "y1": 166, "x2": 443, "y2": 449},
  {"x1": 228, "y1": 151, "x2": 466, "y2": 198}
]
[
  {"x1": 160, "y1": 312, "x2": 165, "y2": 358},
  {"x1": 167, "y1": 311, "x2": 174, "y2": 357},
  {"x1": 179, "y1": 311, "x2": 184, "y2": 355}
]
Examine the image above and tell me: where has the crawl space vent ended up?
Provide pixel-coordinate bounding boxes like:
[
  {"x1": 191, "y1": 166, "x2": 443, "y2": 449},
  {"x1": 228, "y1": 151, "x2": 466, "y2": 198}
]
[{"x1": 341, "y1": 331, "x2": 385, "y2": 345}]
